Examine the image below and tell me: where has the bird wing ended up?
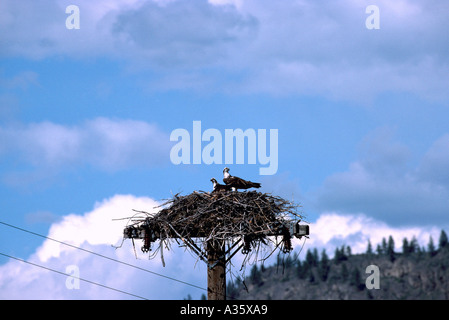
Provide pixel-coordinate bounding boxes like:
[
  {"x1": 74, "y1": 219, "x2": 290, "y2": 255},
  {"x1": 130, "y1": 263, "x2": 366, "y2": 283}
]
[{"x1": 223, "y1": 176, "x2": 248, "y2": 188}]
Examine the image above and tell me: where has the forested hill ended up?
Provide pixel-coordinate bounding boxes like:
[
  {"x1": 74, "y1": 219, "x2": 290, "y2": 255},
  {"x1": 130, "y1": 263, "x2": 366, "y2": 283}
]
[{"x1": 226, "y1": 230, "x2": 449, "y2": 300}]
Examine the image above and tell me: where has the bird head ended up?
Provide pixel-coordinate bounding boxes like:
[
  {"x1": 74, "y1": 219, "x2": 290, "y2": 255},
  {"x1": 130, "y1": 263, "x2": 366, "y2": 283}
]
[
  {"x1": 210, "y1": 178, "x2": 217, "y2": 183},
  {"x1": 223, "y1": 167, "x2": 230, "y2": 173}
]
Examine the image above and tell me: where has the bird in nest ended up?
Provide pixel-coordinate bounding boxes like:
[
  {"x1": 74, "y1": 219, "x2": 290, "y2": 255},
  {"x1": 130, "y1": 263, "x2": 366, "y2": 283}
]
[
  {"x1": 222, "y1": 167, "x2": 261, "y2": 191},
  {"x1": 210, "y1": 178, "x2": 232, "y2": 193}
]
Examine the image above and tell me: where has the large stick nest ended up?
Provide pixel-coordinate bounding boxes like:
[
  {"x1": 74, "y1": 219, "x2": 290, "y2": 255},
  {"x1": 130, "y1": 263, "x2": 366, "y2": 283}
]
[
  {"x1": 159, "y1": 191, "x2": 299, "y2": 239},
  {"x1": 124, "y1": 190, "x2": 305, "y2": 260}
]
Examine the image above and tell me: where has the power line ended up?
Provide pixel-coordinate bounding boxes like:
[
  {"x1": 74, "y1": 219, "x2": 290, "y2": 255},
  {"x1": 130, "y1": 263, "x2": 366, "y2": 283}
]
[
  {"x1": 0, "y1": 252, "x2": 148, "y2": 300},
  {"x1": 0, "y1": 220, "x2": 207, "y2": 293}
]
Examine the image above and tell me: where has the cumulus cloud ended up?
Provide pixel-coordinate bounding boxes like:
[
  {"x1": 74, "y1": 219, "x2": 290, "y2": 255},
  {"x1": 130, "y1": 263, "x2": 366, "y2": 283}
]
[
  {"x1": 231, "y1": 0, "x2": 449, "y2": 101},
  {"x1": 0, "y1": 117, "x2": 171, "y2": 171},
  {"x1": 112, "y1": 0, "x2": 258, "y2": 68},
  {"x1": 35, "y1": 194, "x2": 156, "y2": 262},
  {"x1": 0, "y1": 0, "x2": 257, "y2": 65},
  {"x1": 0, "y1": 194, "x2": 206, "y2": 300},
  {"x1": 1, "y1": 0, "x2": 448, "y2": 101},
  {"x1": 301, "y1": 212, "x2": 441, "y2": 258},
  {"x1": 0, "y1": 0, "x2": 137, "y2": 59},
  {"x1": 312, "y1": 128, "x2": 449, "y2": 226}
]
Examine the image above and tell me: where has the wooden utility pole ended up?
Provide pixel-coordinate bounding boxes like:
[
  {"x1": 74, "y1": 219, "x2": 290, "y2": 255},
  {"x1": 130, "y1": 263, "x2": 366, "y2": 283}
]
[{"x1": 207, "y1": 240, "x2": 226, "y2": 300}]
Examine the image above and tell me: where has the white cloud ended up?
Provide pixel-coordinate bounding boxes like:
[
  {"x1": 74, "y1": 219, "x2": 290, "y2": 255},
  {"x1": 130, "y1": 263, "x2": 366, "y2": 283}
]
[
  {"x1": 112, "y1": 0, "x2": 258, "y2": 69},
  {"x1": 0, "y1": 194, "x2": 207, "y2": 300},
  {"x1": 299, "y1": 212, "x2": 441, "y2": 258},
  {"x1": 0, "y1": 117, "x2": 171, "y2": 171},
  {"x1": 0, "y1": 0, "x2": 257, "y2": 65},
  {"x1": 36, "y1": 194, "x2": 159, "y2": 262},
  {"x1": 1, "y1": 0, "x2": 448, "y2": 101},
  {"x1": 213, "y1": 0, "x2": 449, "y2": 102}
]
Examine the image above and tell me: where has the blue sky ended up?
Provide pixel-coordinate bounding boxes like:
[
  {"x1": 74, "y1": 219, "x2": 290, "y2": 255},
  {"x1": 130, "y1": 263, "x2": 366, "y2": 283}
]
[{"x1": 1, "y1": 0, "x2": 449, "y2": 299}]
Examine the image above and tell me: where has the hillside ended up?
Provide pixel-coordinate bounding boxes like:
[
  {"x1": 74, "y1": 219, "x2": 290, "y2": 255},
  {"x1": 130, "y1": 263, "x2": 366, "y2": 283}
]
[{"x1": 225, "y1": 232, "x2": 449, "y2": 300}]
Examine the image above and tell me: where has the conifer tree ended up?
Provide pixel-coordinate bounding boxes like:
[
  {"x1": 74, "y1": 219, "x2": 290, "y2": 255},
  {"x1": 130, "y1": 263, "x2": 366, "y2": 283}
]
[
  {"x1": 376, "y1": 244, "x2": 383, "y2": 255},
  {"x1": 387, "y1": 235, "x2": 395, "y2": 262},
  {"x1": 312, "y1": 248, "x2": 319, "y2": 267},
  {"x1": 334, "y1": 246, "x2": 347, "y2": 264},
  {"x1": 409, "y1": 236, "x2": 418, "y2": 254},
  {"x1": 381, "y1": 237, "x2": 388, "y2": 254},
  {"x1": 305, "y1": 249, "x2": 315, "y2": 267},
  {"x1": 428, "y1": 236, "x2": 437, "y2": 257},
  {"x1": 345, "y1": 245, "x2": 352, "y2": 257},
  {"x1": 319, "y1": 249, "x2": 330, "y2": 281},
  {"x1": 402, "y1": 237, "x2": 410, "y2": 256},
  {"x1": 439, "y1": 230, "x2": 448, "y2": 251},
  {"x1": 334, "y1": 246, "x2": 341, "y2": 263},
  {"x1": 366, "y1": 239, "x2": 373, "y2": 255}
]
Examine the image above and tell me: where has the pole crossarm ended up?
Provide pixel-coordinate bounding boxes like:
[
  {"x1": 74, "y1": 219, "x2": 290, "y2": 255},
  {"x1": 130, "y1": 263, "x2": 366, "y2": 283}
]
[{"x1": 124, "y1": 221, "x2": 309, "y2": 250}]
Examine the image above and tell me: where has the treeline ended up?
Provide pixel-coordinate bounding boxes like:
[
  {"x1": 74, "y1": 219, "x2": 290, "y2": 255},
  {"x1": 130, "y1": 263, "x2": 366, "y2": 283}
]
[
  {"x1": 225, "y1": 229, "x2": 449, "y2": 299},
  {"x1": 366, "y1": 229, "x2": 448, "y2": 261}
]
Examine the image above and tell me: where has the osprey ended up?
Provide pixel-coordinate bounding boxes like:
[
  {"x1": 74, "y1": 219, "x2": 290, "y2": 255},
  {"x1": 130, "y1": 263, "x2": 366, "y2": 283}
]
[
  {"x1": 210, "y1": 178, "x2": 231, "y2": 193},
  {"x1": 222, "y1": 167, "x2": 261, "y2": 191}
]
